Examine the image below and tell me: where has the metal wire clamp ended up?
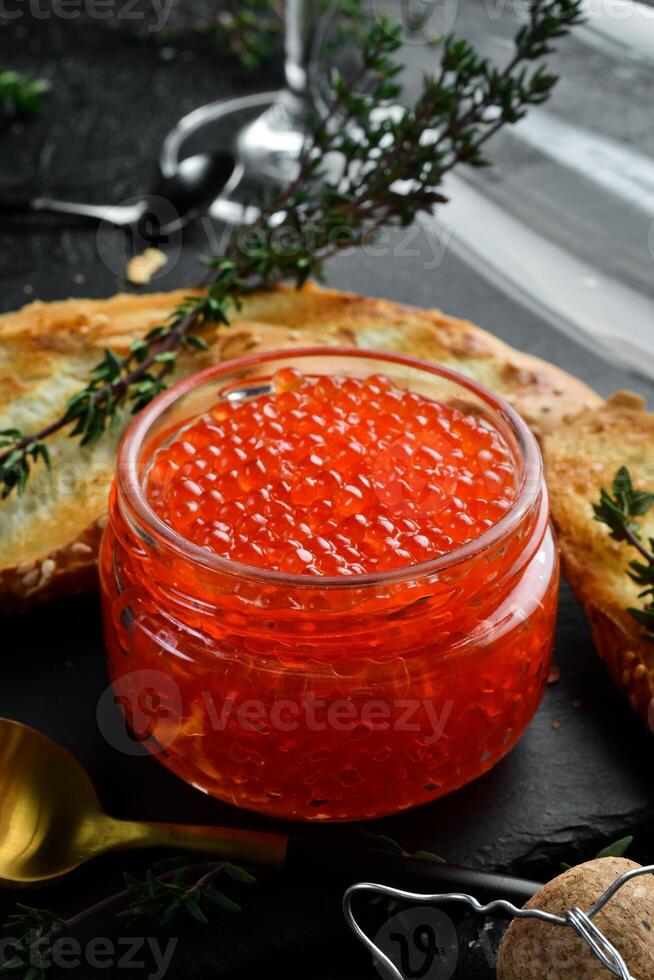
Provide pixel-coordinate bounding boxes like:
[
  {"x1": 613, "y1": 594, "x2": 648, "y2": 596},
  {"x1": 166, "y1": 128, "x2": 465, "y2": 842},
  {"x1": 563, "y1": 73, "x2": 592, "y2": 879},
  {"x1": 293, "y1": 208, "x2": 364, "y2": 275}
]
[{"x1": 343, "y1": 864, "x2": 654, "y2": 980}]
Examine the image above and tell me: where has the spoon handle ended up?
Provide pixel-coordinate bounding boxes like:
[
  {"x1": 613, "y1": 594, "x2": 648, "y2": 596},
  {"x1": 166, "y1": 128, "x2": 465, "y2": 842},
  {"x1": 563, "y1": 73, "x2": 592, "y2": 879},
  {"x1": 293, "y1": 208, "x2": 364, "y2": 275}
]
[
  {"x1": 0, "y1": 194, "x2": 143, "y2": 223},
  {"x1": 284, "y1": 839, "x2": 541, "y2": 906},
  {"x1": 110, "y1": 820, "x2": 540, "y2": 905},
  {"x1": 0, "y1": 194, "x2": 34, "y2": 211},
  {"x1": 0, "y1": 195, "x2": 96, "y2": 216},
  {"x1": 112, "y1": 819, "x2": 288, "y2": 869}
]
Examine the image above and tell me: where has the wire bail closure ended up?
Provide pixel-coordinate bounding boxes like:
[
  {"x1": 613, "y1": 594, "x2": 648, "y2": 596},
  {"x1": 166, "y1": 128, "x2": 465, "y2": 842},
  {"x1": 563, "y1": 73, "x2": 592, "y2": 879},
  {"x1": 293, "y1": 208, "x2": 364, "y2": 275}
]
[{"x1": 343, "y1": 864, "x2": 654, "y2": 980}]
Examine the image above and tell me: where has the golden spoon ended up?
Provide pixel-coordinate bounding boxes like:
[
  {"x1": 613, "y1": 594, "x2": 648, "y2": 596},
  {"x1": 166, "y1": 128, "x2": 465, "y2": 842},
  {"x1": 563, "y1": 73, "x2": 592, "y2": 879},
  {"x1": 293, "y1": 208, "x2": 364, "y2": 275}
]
[
  {"x1": 0, "y1": 717, "x2": 285, "y2": 886},
  {"x1": 0, "y1": 717, "x2": 541, "y2": 902}
]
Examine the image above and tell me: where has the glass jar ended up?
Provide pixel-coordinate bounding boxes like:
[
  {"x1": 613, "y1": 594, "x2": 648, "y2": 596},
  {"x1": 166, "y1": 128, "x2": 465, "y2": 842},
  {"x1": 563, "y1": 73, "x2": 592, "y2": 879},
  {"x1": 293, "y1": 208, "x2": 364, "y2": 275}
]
[{"x1": 100, "y1": 348, "x2": 559, "y2": 822}]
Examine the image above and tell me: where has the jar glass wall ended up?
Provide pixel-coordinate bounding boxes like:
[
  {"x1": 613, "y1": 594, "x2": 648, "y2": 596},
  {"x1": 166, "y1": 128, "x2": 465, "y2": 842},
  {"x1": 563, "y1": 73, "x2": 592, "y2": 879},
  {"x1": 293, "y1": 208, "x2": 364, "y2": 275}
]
[{"x1": 100, "y1": 349, "x2": 559, "y2": 822}]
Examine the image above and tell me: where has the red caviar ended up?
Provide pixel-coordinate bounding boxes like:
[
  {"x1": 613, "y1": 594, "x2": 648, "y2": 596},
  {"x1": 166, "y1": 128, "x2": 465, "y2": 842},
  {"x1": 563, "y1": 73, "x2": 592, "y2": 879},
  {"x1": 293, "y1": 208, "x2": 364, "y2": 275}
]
[
  {"x1": 146, "y1": 369, "x2": 517, "y2": 575},
  {"x1": 100, "y1": 349, "x2": 559, "y2": 822}
]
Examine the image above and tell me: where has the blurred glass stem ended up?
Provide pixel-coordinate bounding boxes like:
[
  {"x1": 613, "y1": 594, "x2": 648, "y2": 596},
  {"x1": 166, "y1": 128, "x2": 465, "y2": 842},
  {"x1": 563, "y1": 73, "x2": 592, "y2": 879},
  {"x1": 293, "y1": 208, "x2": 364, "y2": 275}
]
[{"x1": 160, "y1": 0, "x2": 317, "y2": 223}]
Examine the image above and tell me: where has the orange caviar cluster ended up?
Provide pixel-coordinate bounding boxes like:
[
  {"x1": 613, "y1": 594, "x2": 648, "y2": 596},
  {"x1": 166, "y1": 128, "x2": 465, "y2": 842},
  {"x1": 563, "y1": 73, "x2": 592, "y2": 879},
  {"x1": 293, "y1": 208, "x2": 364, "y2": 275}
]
[{"x1": 146, "y1": 369, "x2": 516, "y2": 573}]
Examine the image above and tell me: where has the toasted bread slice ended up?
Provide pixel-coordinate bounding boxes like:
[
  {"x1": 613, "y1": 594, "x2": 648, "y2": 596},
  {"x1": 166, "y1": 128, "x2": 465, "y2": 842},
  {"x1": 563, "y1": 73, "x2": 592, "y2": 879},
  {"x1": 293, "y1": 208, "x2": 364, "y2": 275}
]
[
  {"x1": 543, "y1": 392, "x2": 654, "y2": 727},
  {"x1": 0, "y1": 282, "x2": 600, "y2": 611}
]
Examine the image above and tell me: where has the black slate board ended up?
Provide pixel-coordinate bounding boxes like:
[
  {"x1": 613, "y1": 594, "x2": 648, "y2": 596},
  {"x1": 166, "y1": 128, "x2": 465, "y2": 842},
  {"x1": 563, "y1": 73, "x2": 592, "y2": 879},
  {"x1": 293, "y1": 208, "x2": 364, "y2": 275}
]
[{"x1": 1, "y1": 11, "x2": 653, "y2": 980}]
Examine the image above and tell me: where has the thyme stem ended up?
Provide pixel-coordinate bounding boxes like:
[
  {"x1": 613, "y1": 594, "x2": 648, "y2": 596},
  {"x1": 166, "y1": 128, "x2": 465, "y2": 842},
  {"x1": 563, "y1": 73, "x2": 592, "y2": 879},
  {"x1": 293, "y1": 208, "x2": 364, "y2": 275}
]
[{"x1": 0, "y1": 1, "x2": 584, "y2": 501}]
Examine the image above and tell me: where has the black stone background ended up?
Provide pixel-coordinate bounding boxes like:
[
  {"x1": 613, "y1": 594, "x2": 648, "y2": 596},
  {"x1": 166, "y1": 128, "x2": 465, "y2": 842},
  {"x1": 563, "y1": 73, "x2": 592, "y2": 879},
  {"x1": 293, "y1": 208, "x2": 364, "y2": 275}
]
[{"x1": 1, "y1": 5, "x2": 653, "y2": 979}]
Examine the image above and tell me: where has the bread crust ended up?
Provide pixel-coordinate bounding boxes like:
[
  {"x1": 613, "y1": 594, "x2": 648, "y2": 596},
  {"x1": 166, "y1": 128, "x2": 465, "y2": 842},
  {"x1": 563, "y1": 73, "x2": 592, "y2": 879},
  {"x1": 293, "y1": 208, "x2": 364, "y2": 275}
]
[
  {"x1": 543, "y1": 392, "x2": 654, "y2": 727},
  {"x1": 0, "y1": 282, "x2": 600, "y2": 612}
]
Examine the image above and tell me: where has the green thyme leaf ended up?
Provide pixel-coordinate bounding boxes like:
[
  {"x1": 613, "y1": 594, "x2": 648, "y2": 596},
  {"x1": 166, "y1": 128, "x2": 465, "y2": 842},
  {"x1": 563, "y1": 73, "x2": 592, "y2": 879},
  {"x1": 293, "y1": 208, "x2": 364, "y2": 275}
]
[
  {"x1": 0, "y1": 70, "x2": 49, "y2": 122},
  {"x1": 595, "y1": 835, "x2": 634, "y2": 860},
  {"x1": 593, "y1": 468, "x2": 654, "y2": 640}
]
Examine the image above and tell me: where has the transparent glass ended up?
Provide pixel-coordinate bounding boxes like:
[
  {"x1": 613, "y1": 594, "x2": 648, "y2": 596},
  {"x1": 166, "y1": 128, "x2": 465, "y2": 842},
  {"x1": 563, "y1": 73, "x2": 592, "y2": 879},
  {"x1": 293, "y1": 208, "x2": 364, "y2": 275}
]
[
  {"x1": 160, "y1": 0, "x2": 317, "y2": 226},
  {"x1": 100, "y1": 349, "x2": 559, "y2": 822}
]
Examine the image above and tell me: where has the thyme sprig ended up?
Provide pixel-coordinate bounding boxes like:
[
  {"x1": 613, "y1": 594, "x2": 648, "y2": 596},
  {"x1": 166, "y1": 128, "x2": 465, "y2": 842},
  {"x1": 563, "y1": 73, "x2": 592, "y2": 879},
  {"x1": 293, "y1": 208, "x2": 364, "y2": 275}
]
[
  {"x1": 593, "y1": 466, "x2": 654, "y2": 640},
  {"x1": 0, "y1": 280, "x2": 234, "y2": 498},
  {"x1": 0, "y1": 70, "x2": 49, "y2": 123},
  {"x1": 0, "y1": 0, "x2": 583, "y2": 500},
  {"x1": 157, "y1": 0, "x2": 284, "y2": 71},
  {"x1": 142, "y1": 0, "x2": 370, "y2": 72},
  {"x1": 0, "y1": 861, "x2": 254, "y2": 978},
  {"x1": 358, "y1": 829, "x2": 445, "y2": 914}
]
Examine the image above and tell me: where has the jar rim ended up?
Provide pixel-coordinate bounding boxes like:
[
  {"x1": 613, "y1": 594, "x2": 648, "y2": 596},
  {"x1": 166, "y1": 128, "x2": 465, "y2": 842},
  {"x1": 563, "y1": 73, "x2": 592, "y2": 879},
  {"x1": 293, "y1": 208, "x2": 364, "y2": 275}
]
[{"x1": 117, "y1": 346, "x2": 543, "y2": 589}]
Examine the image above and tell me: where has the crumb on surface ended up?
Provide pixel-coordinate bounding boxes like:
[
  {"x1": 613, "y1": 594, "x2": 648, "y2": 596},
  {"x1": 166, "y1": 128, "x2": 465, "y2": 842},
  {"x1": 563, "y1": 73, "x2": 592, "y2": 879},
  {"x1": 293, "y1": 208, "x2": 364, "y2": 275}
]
[{"x1": 126, "y1": 248, "x2": 167, "y2": 285}]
